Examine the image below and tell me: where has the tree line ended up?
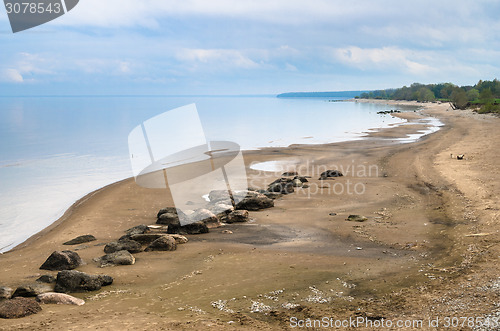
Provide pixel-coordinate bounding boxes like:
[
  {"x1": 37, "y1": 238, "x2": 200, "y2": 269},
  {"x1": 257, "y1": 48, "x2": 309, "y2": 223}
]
[{"x1": 356, "y1": 79, "x2": 500, "y2": 113}]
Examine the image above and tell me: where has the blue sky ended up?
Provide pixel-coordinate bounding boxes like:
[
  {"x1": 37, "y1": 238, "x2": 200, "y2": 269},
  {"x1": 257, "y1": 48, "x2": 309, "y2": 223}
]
[{"x1": 1, "y1": 0, "x2": 500, "y2": 95}]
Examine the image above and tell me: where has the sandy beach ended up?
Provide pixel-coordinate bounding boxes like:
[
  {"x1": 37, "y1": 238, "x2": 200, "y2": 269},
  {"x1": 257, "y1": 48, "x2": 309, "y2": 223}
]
[{"x1": 1, "y1": 100, "x2": 499, "y2": 330}]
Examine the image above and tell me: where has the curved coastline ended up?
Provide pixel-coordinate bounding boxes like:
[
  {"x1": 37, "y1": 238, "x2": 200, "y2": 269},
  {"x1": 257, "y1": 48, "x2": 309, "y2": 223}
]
[
  {"x1": 3, "y1": 100, "x2": 439, "y2": 255},
  {"x1": 3, "y1": 100, "x2": 499, "y2": 329}
]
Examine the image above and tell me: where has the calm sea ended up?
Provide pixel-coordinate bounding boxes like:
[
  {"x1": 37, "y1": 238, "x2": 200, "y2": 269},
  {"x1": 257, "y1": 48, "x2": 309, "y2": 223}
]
[{"x1": 0, "y1": 95, "x2": 420, "y2": 252}]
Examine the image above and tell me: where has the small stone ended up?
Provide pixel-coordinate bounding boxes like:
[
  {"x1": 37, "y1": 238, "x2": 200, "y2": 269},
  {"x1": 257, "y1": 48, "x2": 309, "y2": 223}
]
[
  {"x1": 39, "y1": 251, "x2": 83, "y2": 271},
  {"x1": 97, "y1": 250, "x2": 135, "y2": 267},
  {"x1": 63, "y1": 235, "x2": 96, "y2": 245},
  {"x1": 346, "y1": 215, "x2": 368, "y2": 222},
  {"x1": 222, "y1": 230, "x2": 233, "y2": 234},
  {"x1": 226, "y1": 210, "x2": 249, "y2": 224},
  {"x1": 125, "y1": 224, "x2": 150, "y2": 236},
  {"x1": 104, "y1": 239, "x2": 142, "y2": 254},
  {"x1": 329, "y1": 213, "x2": 337, "y2": 216},
  {"x1": 0, "y1": 297, "x2": 42, "y2": 319},
  {"x1": 54, "y1": 270, "x2": 113, "y2": 293},
  {"x1": 145, "y1": 236, "x2": 177, "y2": 252},
  {"x1": 36, "y1": 292, "x2": 85, "y2": 306}
]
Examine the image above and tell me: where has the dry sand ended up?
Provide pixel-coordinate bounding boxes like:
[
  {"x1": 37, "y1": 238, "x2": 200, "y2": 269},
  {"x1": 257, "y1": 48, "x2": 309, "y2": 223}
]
[{"x1": 1, "y1": 100, "x2": 499, "y2": 330}]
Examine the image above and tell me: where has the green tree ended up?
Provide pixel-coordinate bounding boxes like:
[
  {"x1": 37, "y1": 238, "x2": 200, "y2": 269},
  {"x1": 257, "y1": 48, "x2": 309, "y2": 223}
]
[
  {"x1": 417, "y1": 87, "x2": 436, "y2": 102},
  {"x1": 450, "y1": 89, "x2": 468, "y2": 109},
  {"x1": 480, "y1": 88, "x2": 494, "y2": 104},
  {"x1": 466, "y1": 88, "x2": 479, "y2": 101}
]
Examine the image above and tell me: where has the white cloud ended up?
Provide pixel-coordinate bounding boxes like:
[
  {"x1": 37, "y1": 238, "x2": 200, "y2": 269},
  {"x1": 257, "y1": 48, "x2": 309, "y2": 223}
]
[
  {"x1": 2, "y1": 69, "x2": 24, "y2": 83},
  {"x1": 176, "y1": 48, "x2": 259, "y2": 70},
  {"x1": 331, "y1": 46, "x2": 434, "y2": 75}
]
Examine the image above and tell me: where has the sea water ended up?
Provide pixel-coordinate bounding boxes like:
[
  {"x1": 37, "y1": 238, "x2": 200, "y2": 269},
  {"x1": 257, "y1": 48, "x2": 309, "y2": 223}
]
[{"x1": 0, "y1": 95, "x2": 424, "y2": 252}]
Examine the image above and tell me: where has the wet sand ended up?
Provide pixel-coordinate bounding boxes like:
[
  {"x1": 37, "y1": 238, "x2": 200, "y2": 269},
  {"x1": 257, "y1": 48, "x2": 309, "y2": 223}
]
[{"x1": 1, "y1": 100, "x2": 499, "y2": 330}]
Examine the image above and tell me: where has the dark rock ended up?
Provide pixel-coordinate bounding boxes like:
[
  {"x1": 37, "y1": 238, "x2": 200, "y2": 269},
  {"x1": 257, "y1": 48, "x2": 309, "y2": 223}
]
[
  {"x1": 0, "y1": 287, "x2": 13, "y2": 300},
  {"x1": 39, "y1": 251, "x2": 83, "y2": 271},
  {"x1": 36, "y1": 292, "x2": 85, "y2": 306},
  {"x1": 156, "y1": 207, "x2": 186, "y2": 226},
  {"x1": 63, "y1": 235, "x2": 96, "y2": 245},
  {"x1": 97, "y1": 250, "x2": 135, "y2": 267},
  {"x1": 157, "y1": 207, "x2": 185, "y2": 219},
  {"x1": 36, "y1": 275, "x2": 56, "y2": 284},
  {"x1": 129, "y1": 233, "x2": 165, "y2": 244},
  {"x1": 145, "y1": 236, "x2": 177, "y2": 252},
  {"x1": 169, "y1": 234, "x2": 188, "y2": 244},
  {"x1": 319, "y1": 170, "x2": 343, "y2": 179},
  {"x1": 12, "y1": 284, "x2": 53, "y2": 298},
  {"x1": 167, "y1": 221, "x2": 209, "y2": 235},
  {"x1": 329, "y1": 212, "x2": 337, "y2": 216},
  {"x1": 263, "y1": 191, "x2": 283, "y2": 200},
  {"x1": 190, "y1": 209, "x2": 218, "y2": 223},
  {"x1": 226, "y1": 210, "x2": 250, "y2": 224},
  {"x1": 125, "y1": 224, "x2": 150, "y2": 236},
  {"x1": 0, "y1": 297, "x2": 42, "y2": 319},
  {"x1": 208, "y1": 190, "x2": 232, "y2": 203},
  {"x1": 268, "y1": 178, "x2": 294, "y2": 194},
  {"x1": 295, "y1": 176, "x2": 309, "y2": 183},
  {"x1": 236, "y1": 194, "x2": 274, "y2": 211},
  {"x1": 54, "y1": 270, "x2": 113, "y2": 293},
  {"x1": 346, "y1": 215, "x2": 368, "y2": 222},
  {"x1": 282, "y1": 171, "x2": 298, "y2": 176},
  {"x1": 207, "y1": 203, "x2": 234, "y2": 217},
  {"x1": 104, "y1": 239, "x2": 142, "y2": 254}
]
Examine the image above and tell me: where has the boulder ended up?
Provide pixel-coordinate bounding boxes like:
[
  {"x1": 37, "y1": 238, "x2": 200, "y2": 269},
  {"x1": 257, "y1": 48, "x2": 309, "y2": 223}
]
[
  {"x1": 145, "y1": 236, "x2": 177, "y2": 252},
  {"x1": 167, "y1": 221, "x2": 209, "y2": 235},
  {"x1": 291, "y1": 179, "x2": 303, "y2": 187},
  {"x1": 0, "y1": 287, "x2": 13, "y2": 300},
  {"x1": 268, "y1": 178, "x2": 294, "y2": 194},
  {"x1": 169, "y1": 234, "x2": 188, "y2": 244},
  {"x1": 36, "y1": 275, "x2": 56, "y2": 284},
  {"x1": 226, "y1": 210, "x2": 250, "y2": 224},
  {"x1": 295, "y1": 176, "x2": 309, "y2": 183},
  {"x1": 157, "y1": 207, "x2": 187, "y2": 226},
  {"x1": 39, "y1": 250, "x2": 83, "y2": 271},
  {"x1": 36, "y1": 292, "x2": 85, "y2": 306},
  {"x1": 190, "y1": 209, "x2": 218, "y2": 223},
  {"x1": 319, "y1": 170, "x2": 343, "y2": 179},
  {"x1": 12, "y1": 284, "x2": 53, "y2": 298},
  {"x1": 0, "y1": 297, "x2": 42, "y2": 319},
  {"x1": 282, "y1": 171, "x2": 298, "y2": 176},
  {"x1": 125, "y1": 224, "x2": 150, "y2": 236},
  {"x1": 236, "y1": 194, "x2": 274, "y2": 211},
  {"x1": 104, "y1": 239, "x2": 142, "y2": 254},
  {"x1": 63, "y1": 235, "x2": 96, "y2": 245},
  {"x1": 208, "y1": 190, "x2": 232, "y2": 203},
  {"x1": 54, "y1": 270, "x2": 113, "y2": 293},
  {"x1": 96, "y1": 250, "x2": 135, "y2": 267},
  {"x1": 346, "y1": 215, "x2": 368, "y2": 222}
]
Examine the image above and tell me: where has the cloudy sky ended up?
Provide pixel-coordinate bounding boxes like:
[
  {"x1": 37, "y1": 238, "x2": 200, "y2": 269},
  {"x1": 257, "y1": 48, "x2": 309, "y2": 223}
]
[{"x1": 1, "y1": 0, "x2": 500, "y2": 95}]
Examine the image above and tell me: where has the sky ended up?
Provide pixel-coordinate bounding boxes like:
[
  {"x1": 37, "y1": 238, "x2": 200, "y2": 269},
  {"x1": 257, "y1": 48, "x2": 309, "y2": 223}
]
[{"x1": 1, "y1": 0, "x2": 500, "y2": 95}]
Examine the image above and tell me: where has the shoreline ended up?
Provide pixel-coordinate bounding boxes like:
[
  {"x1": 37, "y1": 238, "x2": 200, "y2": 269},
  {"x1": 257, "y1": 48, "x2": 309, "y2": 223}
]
[
  {"x1": 2, "y1": 100, "x2": 499, "y2": 329},
  {"x1": 3, "y1": 100, "x2": 432, "y2": 255}
]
